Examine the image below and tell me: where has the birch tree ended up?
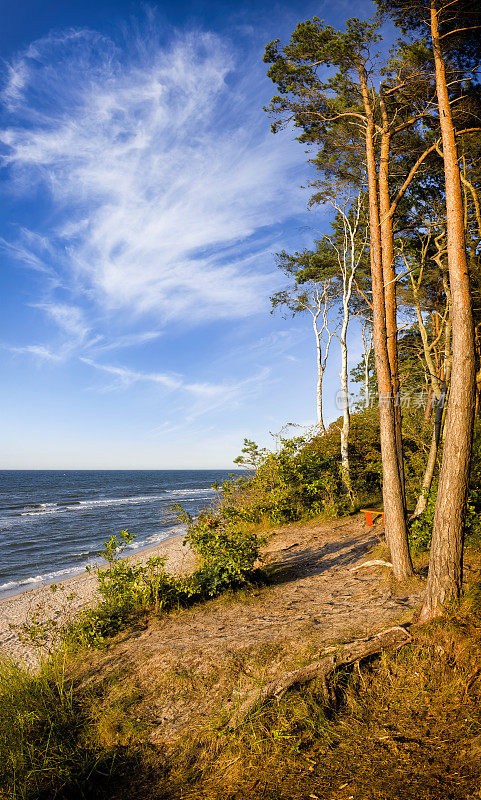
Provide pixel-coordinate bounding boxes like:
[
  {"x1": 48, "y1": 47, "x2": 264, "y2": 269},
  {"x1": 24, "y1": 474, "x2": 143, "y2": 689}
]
[
  {"x1": 324, "y1": 191, "x2": 368, "y2": 495},
  {"x1": 271, "y1": 276, "x2": 336, "y2": 434},
  {"x1": 361, "y1": 319, "x2": 374, "y2": 407}
]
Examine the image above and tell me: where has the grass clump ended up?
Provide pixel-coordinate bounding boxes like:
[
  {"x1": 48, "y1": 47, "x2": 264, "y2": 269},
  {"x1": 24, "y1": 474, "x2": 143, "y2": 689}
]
[{"x1": 0, "y1": 655, "x2": 121, "y2": 800}]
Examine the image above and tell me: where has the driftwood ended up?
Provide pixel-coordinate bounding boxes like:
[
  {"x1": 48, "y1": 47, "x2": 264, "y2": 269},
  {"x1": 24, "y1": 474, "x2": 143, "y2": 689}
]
[{"x1": 228, "y1": 626, "x2": 411, "y2": 729}]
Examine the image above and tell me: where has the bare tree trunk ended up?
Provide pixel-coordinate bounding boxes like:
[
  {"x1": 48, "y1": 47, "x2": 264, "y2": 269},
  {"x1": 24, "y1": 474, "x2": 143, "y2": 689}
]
[
  {"x1": 419, "y1": 3, "x2": 476, "y2": 622},
  {"x1": 414, "y1": 427, "x2": 437, "y2": 518},
  {"x1": 413, "y1": 272, "x2": 452, "y2": 518},
  {"x1": 413, "y1": 382, "x2": 447, "y2": 517},
  {"x1": 359, "y1": 67, "x2": 413, "y2": 579},
  {"x1": 326, "y1": 191, "x2": 365, "y2": 497},
  {"x1": 362, "y1": 321, "x2": 373, "y2": 407},
  {"x1": 312, "y1": 294, "x2": 334, "y2": 435},
  {"x1": 315, "y1": 327, "x2": 327, "y2": 434},
  {"x1": 339, "y1": 311, "x2": 351, "y2": 497},
  {"x1": 424, "y1": 389, "x2": 433, "y2": 425}
]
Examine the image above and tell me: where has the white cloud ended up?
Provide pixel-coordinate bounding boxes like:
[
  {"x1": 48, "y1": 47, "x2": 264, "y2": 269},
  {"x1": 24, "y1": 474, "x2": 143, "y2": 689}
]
[
  {"x1": 2, "y1": 344, "x2": 61, "y2": 361},
  {"x1": 80, "y1": 357, "x2": 182, "y2": 390},
  {"x1": 32, "y1": 302, "x2": 90, "y2": 341},
  {"x1": 0, "y1": 235, "x2": 56, "y2": 277},
  {"x1": 90, "y1": 331, "x2": 162, "y2": 352},
  {"x1": 81, "y1": 355, "x2": 271, "y2": 419},
  {"x1": 1, "y1": 20, "x2": 307, "y2": 328},
  {"x1": 1, "y1": 302, "x2": 92, "y2": 363}
]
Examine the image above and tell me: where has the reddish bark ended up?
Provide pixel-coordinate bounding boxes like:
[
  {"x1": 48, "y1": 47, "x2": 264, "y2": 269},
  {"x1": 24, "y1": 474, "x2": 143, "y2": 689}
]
[
  {"x1": 359, "y1": 67, "x2": 413, "y2": 580},
  {"x1": 419, "y1": 2, "x2": 476, "y2": 621},
  {"x1": 378, "y1": 117, "x2": 405, "y2": 504}
]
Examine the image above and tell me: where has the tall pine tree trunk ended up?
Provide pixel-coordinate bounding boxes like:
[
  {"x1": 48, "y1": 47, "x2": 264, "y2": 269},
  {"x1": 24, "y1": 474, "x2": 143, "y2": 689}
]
[
  {"x1": 419, "y1": 2, "x2": 476, "y2": 621},
  {"x1": 379, "y1": 123, "x2": 406, "y2": 505},
  {"x1": 359, "y1": 67, "x2": 413, "y2": 580}
]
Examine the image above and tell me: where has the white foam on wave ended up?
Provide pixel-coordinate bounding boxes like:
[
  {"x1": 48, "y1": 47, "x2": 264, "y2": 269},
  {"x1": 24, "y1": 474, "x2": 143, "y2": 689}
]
[
  {"x1": 0, "y1": 575, "x2": 43, "y2": 591},
  {"x1": 144, "y1": 524, "x2": 185, "y2": 544},
  {"x1": 16, "y1": 488, "x2": 215, "y2": 518},
  {"x1": 0, "y1": 524, "x2": 188, "y2": 597}
]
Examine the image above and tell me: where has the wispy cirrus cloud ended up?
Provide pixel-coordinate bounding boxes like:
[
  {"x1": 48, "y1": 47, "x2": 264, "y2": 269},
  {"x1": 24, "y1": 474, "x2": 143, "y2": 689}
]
[
  {"x1": 32, "y1": 302, "x2": 90, "y2": 342},
  {"x1": 2, "y1": 343, "x2": 62, "y2": 362},
  {"x1": 2, "y1": 302, "x2": 91, "y2": 362},
  {"x1": 81, "y1": 356, "x2": 271, "y2": 419},
  {"x1": 0, "y1": 17, "x2": 307, "y2": 333},
  {"x1": 80, "y1": 357, "x2": 182, "y2": 391},
  {"x1": 89, "y1": 331, "x2": 162, "y2": 353}
]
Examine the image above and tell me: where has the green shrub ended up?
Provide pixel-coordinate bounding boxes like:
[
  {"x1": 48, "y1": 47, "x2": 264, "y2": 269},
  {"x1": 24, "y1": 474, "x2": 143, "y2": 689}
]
[
  {"x1": 65, "y1": 531, "x2": 189, "y2": 647},
  {"x1": 181, "y1": 509, "x2": 266, "y2": 597},
  {"x1": 220, "y1": 434, "x2": 347, "y2": 526},
  {"x1": 218, "y1": 413, "x2": 386, "y2": 527},
  {"x1": 61, "y1": 516, "x2": 266, "y2": 648}
]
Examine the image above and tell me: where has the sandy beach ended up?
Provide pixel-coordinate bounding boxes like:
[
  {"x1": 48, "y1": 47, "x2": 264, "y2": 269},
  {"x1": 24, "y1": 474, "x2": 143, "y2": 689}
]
[{"x1": 0, "y1": 533, "x2": 196, "y2": 668}]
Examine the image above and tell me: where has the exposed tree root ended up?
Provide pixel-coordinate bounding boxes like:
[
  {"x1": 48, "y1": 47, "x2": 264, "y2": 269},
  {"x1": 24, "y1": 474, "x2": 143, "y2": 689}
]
[
  {"x1": 228, "y1": 626, "x2": 411, "y2": 729},
  {"x1": 350, "y1": 559, "x2": 393, "y2": 570}
]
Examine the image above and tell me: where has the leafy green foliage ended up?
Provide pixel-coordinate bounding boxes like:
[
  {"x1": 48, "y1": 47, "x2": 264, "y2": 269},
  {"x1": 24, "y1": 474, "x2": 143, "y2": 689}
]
[
  {"x1": 179, "y1": 508, "x2": 266, "y2": 597},
  {"x1": 92, "y1": 531, "x2": 186, "y2": 615},
  {"x1": 233, "y1": 438, "x2": 269, "y2": 471},
  {"x1": 55, "y1": 517, "x2": 266, "y2": 648},
  {"x1": 221, "y1": 434, "x2": 345, "y2": 524},
  {"x1": 63, "y1": 532, "x2": 188, "y2": 647},
  {"x1": 410, "y1": 425, "x2": 481, "y2": 553},
  {"x1": 218, "y1": 415, "x2": 385, "y2": 527}
]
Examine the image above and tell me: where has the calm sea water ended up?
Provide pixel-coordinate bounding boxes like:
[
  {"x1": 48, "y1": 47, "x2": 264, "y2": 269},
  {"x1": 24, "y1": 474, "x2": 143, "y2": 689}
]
[{"x1": 0, "y1": 470, "x2": 238, "y2": 599}]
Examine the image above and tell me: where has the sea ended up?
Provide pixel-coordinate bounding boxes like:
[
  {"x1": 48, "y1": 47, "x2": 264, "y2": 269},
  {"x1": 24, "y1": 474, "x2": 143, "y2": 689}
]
[{"x1": 0, "y1": 470, "x2": 239, "y2": 600}]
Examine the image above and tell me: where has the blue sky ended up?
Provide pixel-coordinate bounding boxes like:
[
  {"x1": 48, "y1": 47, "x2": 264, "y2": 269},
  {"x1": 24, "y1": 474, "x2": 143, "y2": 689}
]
[{"x1": 1, "y1": 0, "x2": 378, "y2": 469}]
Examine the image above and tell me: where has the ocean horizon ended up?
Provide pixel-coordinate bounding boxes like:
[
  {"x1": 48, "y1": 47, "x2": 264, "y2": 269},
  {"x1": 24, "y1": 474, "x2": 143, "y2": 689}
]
[{"x1": 0, "y1": 469, "x2": 240, "y2": 599}]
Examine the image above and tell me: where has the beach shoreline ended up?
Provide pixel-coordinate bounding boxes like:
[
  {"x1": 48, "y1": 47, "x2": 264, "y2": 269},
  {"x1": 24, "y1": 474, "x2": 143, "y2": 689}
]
[{"x1": 0, "y1": 532, "x2": 196, "y2": 668}]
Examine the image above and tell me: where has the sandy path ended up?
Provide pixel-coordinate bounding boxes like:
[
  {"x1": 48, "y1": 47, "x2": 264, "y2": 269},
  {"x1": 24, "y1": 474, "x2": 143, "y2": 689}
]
[
  {"x1": 71, "y1": 516, "x2": 427, "y2": 740},
  {"x1": 0, "y1": 516, "x2": 427, "y2": 677},
  {"x1": 0, "y1": 533, "x2": 196, "y2": 667}
]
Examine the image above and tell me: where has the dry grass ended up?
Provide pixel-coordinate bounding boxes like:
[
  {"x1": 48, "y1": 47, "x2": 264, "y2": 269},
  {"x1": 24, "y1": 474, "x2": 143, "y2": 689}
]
[
  {"x1": 116, "y1": 580, "x2": 480, "y2": 800},
  {"x1": 3, "y1": 522, "x2": 481, "y2": 800},
  {"x1": 42, "y1": 577, "x2": 479, "y2": 800}
]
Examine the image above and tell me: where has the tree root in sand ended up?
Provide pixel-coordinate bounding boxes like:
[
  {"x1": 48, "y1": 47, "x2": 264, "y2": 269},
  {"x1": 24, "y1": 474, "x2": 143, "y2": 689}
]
[
  {"x1": 350, "y1": 559, "x2": 393, "y2": 570},
  {"x1": 228, "y1": 626, "x2": 411, "y2": 729}
]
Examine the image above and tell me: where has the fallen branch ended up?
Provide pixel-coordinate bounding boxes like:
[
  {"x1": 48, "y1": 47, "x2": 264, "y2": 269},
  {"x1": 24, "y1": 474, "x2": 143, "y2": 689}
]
[
  {"x1": 228, "y1": 626, "x2": 411, "y2": 729},
  {"x1": 350, "y1": 559, "x2": 393, "y2": 571}
]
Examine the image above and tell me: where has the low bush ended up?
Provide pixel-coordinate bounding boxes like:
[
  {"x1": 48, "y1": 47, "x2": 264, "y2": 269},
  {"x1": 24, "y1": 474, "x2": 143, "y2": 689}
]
[
  {"x1": 218, "y1": 412, "x2": 385, "y2": 527},
  {"x1": 59, "y1": 515, "x2": 266, "y2": 648},
  {"x1": 180, "y1": 508, "x2": 266, "y2": 597}
]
